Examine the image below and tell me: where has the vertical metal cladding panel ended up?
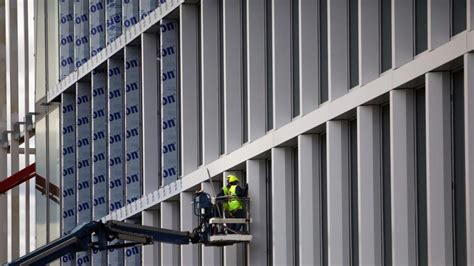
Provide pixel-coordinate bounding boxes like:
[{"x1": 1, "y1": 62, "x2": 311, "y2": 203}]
[
  {"x1": 74, "y1": 0, "x2": 90, "y2": 68},
  {"x1": 92, "y1": 69, "x2": 108, "y2": 266},
  {"x1": 76, "y1": 83, "x2": 92, "y2": 265},
  {"x1": 161, "y1": 19, "x2": 179, "y2": 185},
  {"x1": 90, "y1": 0, "x2": 106, "y2": 57},
  {"x1": 59, "y1": 1, "x2": 75, "y2": 80},
  {"x1": 140, "y1": 0, "x2": 159, "y2": 19},
  {"x1": 124, "y1": 47, "x2": 142, "y2": 265},
  {"x1": 106, "y1": 0, "x2": 122, "y2": 43},
  {"x1": 123, "y1": 0, "x2": 139, "y2": 29},
  {"x1": 61, "y1": 93, "x2": 77, "y2": 265},
  {"x1": 108, "y1": 58, "x2": 125, "y2": 264}
]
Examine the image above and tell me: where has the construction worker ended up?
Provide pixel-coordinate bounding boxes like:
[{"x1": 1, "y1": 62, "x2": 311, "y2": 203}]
[{"x1": 217, "y1": 174, "x2": 246, "y2": 231}]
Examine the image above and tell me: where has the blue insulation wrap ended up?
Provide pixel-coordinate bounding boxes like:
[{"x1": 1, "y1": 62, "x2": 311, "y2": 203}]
[
  {"x1": 108, "y1": 58, "x2": 124, "y2": 264},
  {"x1": 59, "y1": 1, "x2": 75, "y2": 80},
  {"x1": 90, "y1": 0, "x2": 106, "y2": 57},
  {"x1": 61, "y1": 93, "x2": 77, "y2": 265},
  {"x1": 74, "y1": 0, "x2": 90, "y2": 68},
  {"x1": 76, "y1": 83, "x2": 92, "y2": 265},
  {"x1": 123, "y1": 0, "x2": 139, "y2": 29},
  {"x1": 161, "y1": 19, "x2": 179, "y2": 185},
  {"x1": 107, "y1": 0, "x2": 122, "y2": 44},
  {"x1": 92, "y1": 68, "x2": 108, "y2": 266},
  {"x1": 124, "y1": 46, "x2": 141, "y2": 266}
]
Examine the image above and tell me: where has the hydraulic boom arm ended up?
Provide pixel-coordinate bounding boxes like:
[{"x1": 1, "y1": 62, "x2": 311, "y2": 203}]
[{"x1": 6, "y1": 220, "x2": 198, "y2": 266}]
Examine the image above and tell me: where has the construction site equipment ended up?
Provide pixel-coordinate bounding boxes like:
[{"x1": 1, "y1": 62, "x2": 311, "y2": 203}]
[{"x1": 6, "y1": 191, "x2": 252, "y2": 266}]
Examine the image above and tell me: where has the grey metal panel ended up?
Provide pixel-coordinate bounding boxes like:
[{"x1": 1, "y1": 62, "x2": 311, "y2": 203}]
[
  {"x1": 74, "y1": 0, "x2": 90, "y2": 69},
  {"x1": 246, "y1": 0, "x2": 266, "y2": 140},
  {"x1": 392, "y1": 0, "x2": 414, "y2": 68},
  {"x1": 299, "y1": 0, "x2": 319, "y2": 114},
  {"x1": 428, "y1": 0, "x2": 450, "y2": 50},
  {"x1": 180, "y1": 192, "x2": 199, "y2": 266},
  {"x1": 89, "y1": 0, "x2": 106, "y2": 57},
  {"x1": 201, "y1": 0, "x2": 220, "y2": 163},
  {"x1": 162, "y1": 18, "x2": 180, "y2": 183},
  {"x1": 91, "y1": 68, "x2": 108, "y2": 266},
  {"x1": 297, "y1": 135, "x2": 321, "y2": 265},
  {"x1": 76, "y1": 82, "x2": 92, "y2": 265},
  {"x1": 124, "y1": 46, "x2": 141, "y2": 266},
  {"x1": 426, "y1": 72, "x2": 454, "y2": 265},
  {"x1": 271, "y1": 0, "x2": 292, "y2": 128},
  {"x1": 161, "y1": 201, "x2": 180, "y2": 265},
  {"x1": 326, "y1": 120, "x2": 350, "y2": 265},
  {"x1": 106, "y1": 0, "x2": 122, "y2": 43},
  {"x1": 357, "y1": 106, "x2": 383, "y2": 265},
  {"x1": 141, "y1": 33, "x2": 160, "y2": 193},
  {"x1": 223, "y1": 0, "x2": 243, "y2": 150},
  {"x1": 61, "y1": 93, "x2": 77, "y2": 266},
  {"x1": 469, "y1": 0, "x2": 474, "y2": 31},
  {"x1": 59, "y1": 1, "x2": 74, "y2": 80},
  {"x1": 271, "y1": 147, "x2": 295, "y2": 265},
  {"x1": 327, "y1": 0, "x2": 348, "y2": 100},
  {"x1": 389, "y1": 90, "x2": 417, "y2": 265},
  {"x1": 465, "y1": 53, "x2": 474, "y2": 265},
  {"x1": 108, "y1": 58, "x2": 125, "y2": 264},
  {"x1": 359, "y1": 0, "x2": 380, "y2": 85},
  {"x1": 246, "y1": 159, "x2": 268, "y2": 265},
  {"x1": 179, "y1": 4, "x2": 199, "y2": 174}
]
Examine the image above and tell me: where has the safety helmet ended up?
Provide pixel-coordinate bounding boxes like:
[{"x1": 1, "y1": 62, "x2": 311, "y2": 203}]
[{"x1": 227, "y1": 175, "x2": 239, "y2": 183}]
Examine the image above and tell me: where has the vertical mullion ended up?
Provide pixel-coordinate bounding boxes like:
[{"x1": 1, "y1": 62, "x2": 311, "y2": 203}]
[
  {"x1": 415, "y1": 88, "x2": 427, "y2": 266},
  {"x1": 380, "y1": 0, "x2": 391, "y2": 72},
  {"x1": 452, "y1": 69, "x2": 466, "y2": 265},
  {"x1": 266, "y1": 0, "x2": 273, "y2": 130},
  {"x1": 320, "y1": 0, "x2": 328, "y2": 103},
  {"x1": 292, "y1": 0, "x2": 300, "y2": 117},
  {"x1": 349, "y1": 0, "x2": 358, "y2": 88}
]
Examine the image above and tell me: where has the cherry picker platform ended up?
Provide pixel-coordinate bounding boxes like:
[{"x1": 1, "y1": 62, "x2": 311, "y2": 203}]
[{"x1": 6, "y1": 191, "x2": 252, "y2": 266}]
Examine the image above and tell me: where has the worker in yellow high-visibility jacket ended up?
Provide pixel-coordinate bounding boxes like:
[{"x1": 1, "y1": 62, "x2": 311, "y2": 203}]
[{"x1": 217, "y1": 174, "x2": 245, "y2": 232}]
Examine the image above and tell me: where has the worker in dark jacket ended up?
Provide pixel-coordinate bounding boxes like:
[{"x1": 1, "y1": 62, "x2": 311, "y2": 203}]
[{"x1": 217, "y1": 174, "x2": 245, "y2": 231}]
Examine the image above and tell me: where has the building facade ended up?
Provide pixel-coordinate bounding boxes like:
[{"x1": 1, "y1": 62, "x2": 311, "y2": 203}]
[{"x1": 1, "y1": 0, "x2": 473, "y2": 265}]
